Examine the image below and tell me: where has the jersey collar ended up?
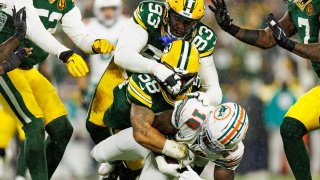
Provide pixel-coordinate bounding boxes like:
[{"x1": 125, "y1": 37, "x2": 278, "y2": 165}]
[{"x1": 296, "y1": 0, "x2": 312, "y2": 11}]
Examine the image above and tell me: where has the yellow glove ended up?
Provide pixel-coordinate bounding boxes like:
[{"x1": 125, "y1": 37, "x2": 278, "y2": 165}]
[
  {"x1": 92, "y1": 39, "x2": 115, "y2": 54},
  {"x1": 59, "y1": 50, "x2": 89, "y2": 78}
]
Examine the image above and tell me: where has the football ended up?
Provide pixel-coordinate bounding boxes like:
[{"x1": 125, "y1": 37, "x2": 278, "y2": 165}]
[{"x1": 152, "y1": 109, "x2": 178, "y2": 135}]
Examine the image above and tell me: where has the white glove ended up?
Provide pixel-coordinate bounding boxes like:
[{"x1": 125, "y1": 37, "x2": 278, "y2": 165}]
[
  {"x1": 179, "y1": 149, "x2": 195, "y2": 167},
  {"x1": 155, "y1": 155, "x2": 181, "y2": 177},
  {"x1": 153, "y1": 64, "x2": 182, "y2": 96},
  {"x1": 162, "y1": 140, "x2": 188, "y2": 160},
  {"x1": 187, "y1": 91, "x2": 209, "y2": 106},
  {"x1": 179, "y1": 165, "x2": 204, "y2": 180},
  {"x1": 98, "y1": 162, "x2": 116, "y2": 176}
]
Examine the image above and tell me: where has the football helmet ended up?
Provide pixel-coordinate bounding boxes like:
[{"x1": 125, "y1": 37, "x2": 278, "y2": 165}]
[
  {"x1": 0, "y1": 2, "x2": 6, "y2": 9},
  {"x1": 165, "y1": 0, "x2": 205, "y2": 38},
  {"x1": 93, "y1": 0, "x2": 122, "y2": 27},
  {"x1": 198, "y1": 102, "x2": 249, "y2": 153},
  {"x1": 160, "y1": 39, "x2": 200, "y2": 97}
]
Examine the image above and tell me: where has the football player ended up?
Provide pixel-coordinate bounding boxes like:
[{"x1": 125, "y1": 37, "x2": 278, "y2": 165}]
[
  {"x1": 0, "y1": 0, "x2": 114, "y2": 179},
  {"x1": 92, "y1": 98, "x2": 248, "y2": 180},
  {"x1": 0, "y1": 5, "x2": 30, "y2": 75},
  {"x1": 86, "y1": 0, "x2": 222, "y2": 174},
  {"x1": 210, "y1": 0, "x2": 320, "y2": 179}
]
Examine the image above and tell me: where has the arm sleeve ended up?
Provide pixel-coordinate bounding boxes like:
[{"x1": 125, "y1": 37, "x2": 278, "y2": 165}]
[
  {"x1": 199, "y1": 56, "x2": 222, "y2": 106},
  {"x1": 6, "y1": 0, "x2": 70, "y2": 58},
  {"x1": 61, "y1": 6, "x2": 96, "y2": 54},
  {"x1": 114, "y1": 18, "x2": 160, "y2": 74}
]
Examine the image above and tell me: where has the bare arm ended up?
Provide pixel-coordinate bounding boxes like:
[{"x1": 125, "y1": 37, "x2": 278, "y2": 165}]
[
  {"x1": 214, "y1": 166, "x2": 235, "y2": 180},
  {"x1": 0, "y1": 37, "x2": 20, "y2": 62},
  {"x1": 130, "y1": 103, "x2": 167, "y2": 153}
]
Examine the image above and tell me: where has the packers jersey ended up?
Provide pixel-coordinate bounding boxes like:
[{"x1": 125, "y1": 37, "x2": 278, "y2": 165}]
[
  {"x1": 133, "y1": 0, "x2": 217, "y2": 61},
  {"x1": 103, "y1": 73, "x2": 201, "y2": 129},
  {"x1": 0, "y1": 0, "x2": 75, "y2": 69},
  {"x1": 288, "y1": 0, "x2": 320, "y2": 75},
  {"x1": 171, "y1": 98, "x2": 244, "y2": 170}
]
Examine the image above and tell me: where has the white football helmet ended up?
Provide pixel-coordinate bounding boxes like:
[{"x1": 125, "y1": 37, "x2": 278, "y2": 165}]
[
  {"x1": 198, "y1": 102, "x2": 249, "y2": 153},
  {"x1": 93, "y1": 0, "x2": 122, "y2": 27}
]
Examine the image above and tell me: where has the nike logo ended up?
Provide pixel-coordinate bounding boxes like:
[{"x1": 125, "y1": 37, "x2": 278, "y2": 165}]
[{"x1": 139, "y1": 82, "x2": 145, "y2": 91}]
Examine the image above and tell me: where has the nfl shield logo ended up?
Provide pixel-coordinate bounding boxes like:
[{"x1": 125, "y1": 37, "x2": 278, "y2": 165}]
[{"x1": 0, "y1": 12, "x2": 7, "y2": 31}]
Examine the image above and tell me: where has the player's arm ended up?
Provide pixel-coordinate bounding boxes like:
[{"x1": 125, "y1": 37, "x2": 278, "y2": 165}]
[
  {"x1": 214, "y1": 166, "x2": 234, "y2": 180},
  {"x1": 61, "y1": 6, "x2": 114, "y2": 54},
  {"x1": 210, "y1": 0, "x2": 296, "y2": 49}
]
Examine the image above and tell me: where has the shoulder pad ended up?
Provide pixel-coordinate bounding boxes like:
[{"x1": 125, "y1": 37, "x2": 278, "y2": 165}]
[
  {"x1": 127, "y1": 73, "x2": 159, "y2": 108},
  {"x1": 133, "y1": 1, "x2": 166, "y2": 31},
  {"x1": 192, "y1": 23, "x2": 217, "y2": 58}
]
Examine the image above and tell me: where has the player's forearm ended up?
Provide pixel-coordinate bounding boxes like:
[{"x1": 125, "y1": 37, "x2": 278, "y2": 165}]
[
  {"x1": 214, "y1": 166, "x2": 235, "y2": 180},
  {"x1": 0, "y1": 37, "x2": 20, "y2": 62},
  {"x1": 291, "y1": 42, "x2": 320, "y2": 61},
  {"x1": 232, "y1": 26, "x2": 277, "y2": 49}
]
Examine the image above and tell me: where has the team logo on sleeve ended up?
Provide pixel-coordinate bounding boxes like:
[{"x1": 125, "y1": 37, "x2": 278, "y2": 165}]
[
  {"x1": 57, "y1": 0, "x2": 66, "y2": 11},
  {"x1": 306, "y1": 4, "x2": 313, "y2": 16},
  {"x1": 0, "y1": 13, "x2": 7, "y2": 31}
]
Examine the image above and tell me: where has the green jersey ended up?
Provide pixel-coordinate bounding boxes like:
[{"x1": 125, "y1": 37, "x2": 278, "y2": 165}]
[
  {"x1": 288, "y1": 0, "x2": 320, "y2": 75},
  {"x1": 0, "y1": 0, "x2": 75, "y2": 69},
  {"x1": 133, "y1": 0, "x2": 217, "y2": 61},
  {"x1": 104, "y1": 73, "x2": 201, "y2": 129}
]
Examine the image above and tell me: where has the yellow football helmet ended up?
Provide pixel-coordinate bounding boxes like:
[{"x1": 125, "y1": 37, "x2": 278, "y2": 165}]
[
  {"x1": 165, "y1": 0, "x2": 205, "y2": 37},
  {"x1": 161, "y1": 39, "x2": 200, "y2": 96}
]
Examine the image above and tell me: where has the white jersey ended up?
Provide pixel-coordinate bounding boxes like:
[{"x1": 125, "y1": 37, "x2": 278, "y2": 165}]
[
  {"x1": 85, "y1": 16, "x2": 129, "y2": 83},
  {"x1": 171, "y1": 98, "x2": 244, "y2": 170}
]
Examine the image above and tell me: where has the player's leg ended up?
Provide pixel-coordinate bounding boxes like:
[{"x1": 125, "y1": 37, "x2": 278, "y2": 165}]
[
  {"x1": 280, "y1": 85, "x2": 320, "y2": 180},
  {"x1": 86, "y1": 60, "x2": 125, "y2": 144},
  {"x1": 0, "y1": 107, "x2": 16, "y2": 177},
  {"x1": 139, "y1": 153, "x2": 168, "y2": 180},
  {"x1": 0, "y1": 69, "x2": 48, "y2": 180},
  {"x1": 16, "y1": 122, "x2": 27, "y2": 179},
  {"x1": 29, "y1": 69, "x2": 72, "y2": 179}
]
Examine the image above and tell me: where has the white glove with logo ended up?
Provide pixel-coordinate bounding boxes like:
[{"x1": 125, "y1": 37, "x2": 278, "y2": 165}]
[
  {"x1": 179, "y1": 165, "x2": 204, "y2": 180},
  {"x1": 187, "y1": 91, "x2": 209, "y2": 106},
  {"x1": 155, "y1": 155, "x2": 181, "y2": 177},
  {"x1": 153, "y1": 64, "x2": 182, "y2": 96}
]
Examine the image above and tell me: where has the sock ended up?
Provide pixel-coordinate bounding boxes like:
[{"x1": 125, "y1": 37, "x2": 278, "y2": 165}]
[
  {"x1": 16, "y1": 140, "x2": 27, "y2": 177},
  {"x1": 280, "y1": 117, "x2": 311, "y2": 180},
  {"x1": 86, "y1": 119, "x2": 110, "y2": 144},
  {"x1": 23, "y1": 119, "x2": 48, "y2": 180},
  {"x1": 45, "y1": 116, "x2": 73, "y2": 179}
]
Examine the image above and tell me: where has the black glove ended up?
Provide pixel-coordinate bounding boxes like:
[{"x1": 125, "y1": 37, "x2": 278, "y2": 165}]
[
  {"x1": 209, "y1": 0, "x2": 239, "y2": 35},
  {"x1": 12, "y1": 6, "x2": 27, "y2": 41},
  {"x1": 2, "y1": 47, "x2": 27, "y2": 73},
  {"x1": 162, "y1": 74, "x2": 182, "y2": 98},
  {"x1": 266, "y1": 13, "x2": 297, "y2": 51}
]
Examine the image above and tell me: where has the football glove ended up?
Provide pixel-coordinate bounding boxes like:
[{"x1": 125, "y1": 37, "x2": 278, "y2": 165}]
[
  {"x1": 92, "y1": 39, "x2": 115, "y2": 54},
  {"x1": 98, "y1": 162, "x2": 116, "y2": 177},
  {"x1": 59, "y1": 50, "x2": 89, "y2": 78},
  {"x1": 1, "y1": 47, "x2": 31, "y2": 75},
  {"x1": 179, "y1": 149, "x2": 195, "y2": 167},
  {"x1": 209, "y1": 0, "x2": 239, "y2": 36},
  {"x1": 154, "y1": 64, "x2": 182, "y2": 97},
  {"x1": 266, "y1": 13, "x2": 297, "y2": 51},
  {"x1": 12, "y1": 6, "x2": 27, "y2": 41},
  {"x1": 155, "y1": 155, "x2": 181, "y2": 177},
  {"x1": 179, "y1": 166, "x2": 203, "y2": 180},
  {"x1": 187, "y1": 91, "x2": 209, "y2": 106}
]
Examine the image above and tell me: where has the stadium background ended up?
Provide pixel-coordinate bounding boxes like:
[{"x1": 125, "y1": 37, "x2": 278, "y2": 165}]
[{"x1": 1, "y1": 0, "x2": 320, "y2": 179}]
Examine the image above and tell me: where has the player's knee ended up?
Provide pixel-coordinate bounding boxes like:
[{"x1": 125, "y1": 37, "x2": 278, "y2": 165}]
[
  {"x1": 280, "y1": 117, "x2": 307, "y2": 140},
  {"x1": 46, "y1": 116, "x2": 73, "y2": 145}
]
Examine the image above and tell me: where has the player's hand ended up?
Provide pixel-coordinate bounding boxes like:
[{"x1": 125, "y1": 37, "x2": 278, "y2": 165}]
[
  {"x1": 155, "y1": 155, "x2": 181, "y2": 177},
  {"x1": 209, "y1": 0, "x2": 232, "y2": 31},
  {"x1": 266, "y1": 13, "x2": 296, "y2": 51},
  {"x1": 179, "y1": 148, "x2": 195, "y2": 167},
  {"x1": 12, "y1": 6, "x2": 27, "y2": 41},
  {"x1": 179, "y1": 166, "x2": 203, "y2": 180},
  {"x1": 154, "y1": 64, "x2": 181, "y2": 97},
  {"x1": 59, "y1": 50, "x2": 89, "y2": 78},
  {"x1": 92, "y1": 39, "x2": 115, "y2": 54},
  {"x1": 1, "y1": 47, "x2": 31, "y2": 74},
  {"x1": 187, "y1": 91, "x2": 209, "y2": 106}
]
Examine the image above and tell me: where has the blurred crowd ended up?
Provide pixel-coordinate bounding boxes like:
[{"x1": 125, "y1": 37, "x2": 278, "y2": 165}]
[{"x1": 2, "y1": 0, "x2": 320, "y2": 179}]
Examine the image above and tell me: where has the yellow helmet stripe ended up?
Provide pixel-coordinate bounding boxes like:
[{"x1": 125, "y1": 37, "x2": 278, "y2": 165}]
[{"x1": 178, "y1": 42, "x2": 191, "y2": 70}]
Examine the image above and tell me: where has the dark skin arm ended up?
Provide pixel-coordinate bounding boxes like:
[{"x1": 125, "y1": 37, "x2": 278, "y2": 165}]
[
  {"x1": 130, "y1": 103, "x2": 168, "y2": 153},
  {"x1": 214, "y1": 166, "x2": 235, "y2": 180},
  {"x1": 0, "y1": 36, "x2": 20, "y2": 62}
]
